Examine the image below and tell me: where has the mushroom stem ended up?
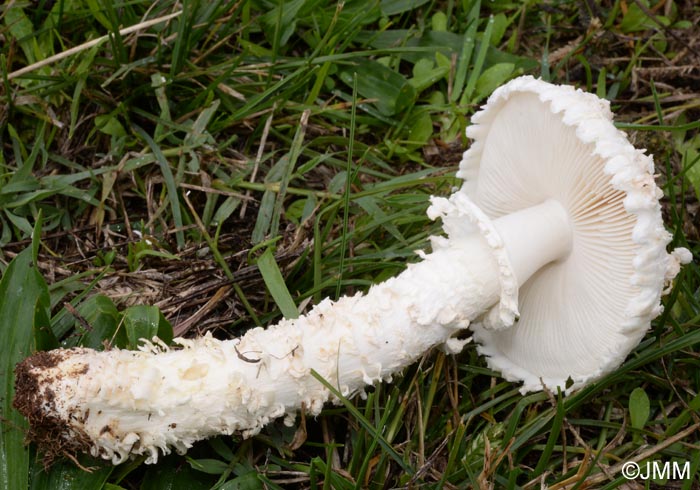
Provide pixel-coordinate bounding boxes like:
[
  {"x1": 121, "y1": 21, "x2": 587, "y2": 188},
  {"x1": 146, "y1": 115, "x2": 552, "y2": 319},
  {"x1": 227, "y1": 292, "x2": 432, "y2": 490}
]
[
  {"x1": 494, "y1": 199, "x2": 573, "y2": 285},
  {"x1": 14, "y1": 196, "x2": 574, "y2": 465}
]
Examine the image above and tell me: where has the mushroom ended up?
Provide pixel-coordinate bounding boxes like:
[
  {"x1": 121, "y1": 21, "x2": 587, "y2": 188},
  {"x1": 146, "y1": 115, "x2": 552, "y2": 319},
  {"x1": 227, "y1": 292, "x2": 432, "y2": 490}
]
[{"x1": 14, "y1": 76, "x2": 690, "y2": 465}]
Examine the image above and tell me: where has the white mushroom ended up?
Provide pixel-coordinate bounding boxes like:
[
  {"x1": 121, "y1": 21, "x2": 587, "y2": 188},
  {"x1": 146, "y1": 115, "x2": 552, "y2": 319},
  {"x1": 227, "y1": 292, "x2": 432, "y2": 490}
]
[{"x1": 14, "y1": 76, "x2": 690, "y2": 465}]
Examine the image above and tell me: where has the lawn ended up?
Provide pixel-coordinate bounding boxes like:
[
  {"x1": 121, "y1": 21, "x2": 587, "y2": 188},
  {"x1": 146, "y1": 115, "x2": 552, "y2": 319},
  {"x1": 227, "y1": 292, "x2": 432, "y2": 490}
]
[{"x1": 1, "y1": 0, "x2": 699, "y2": 489}]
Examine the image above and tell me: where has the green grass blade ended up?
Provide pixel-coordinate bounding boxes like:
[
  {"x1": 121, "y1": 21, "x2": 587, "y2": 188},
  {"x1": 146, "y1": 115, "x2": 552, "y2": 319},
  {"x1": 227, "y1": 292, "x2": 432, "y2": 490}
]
[
  {"x1": 451, "y1": 0, "x2": 480, "y2": 102},
  {"x1": 681, "y1": 449, "x2": 700, "y2": 490},
  {"x1": 616, "y1": 120, "x2": 700, "y2": 132},
  {"x1": 270, "y1": 110, "x2": 310, "y2": 241},
  {"x1": 531, "y1": 390, "x2": 565, "y2": 477},
  {"x1": 335, "y1": 73, "x2": 358, "y2": 299},
  {"x1": 0, "y1": 247, "x2": 51, "y2": 490},
  {"x1": 257, "y1": 248, "x2": 299, "y2": 319},
  {"x1": 134, "y1": 125, "x2": 186, "y2": 249},
  {"x1": 461, "y1": 14, "x2": 494, "y2": 104},
  {"x1": 309, "y1": 369, "x2": 414, "y2": 475}
]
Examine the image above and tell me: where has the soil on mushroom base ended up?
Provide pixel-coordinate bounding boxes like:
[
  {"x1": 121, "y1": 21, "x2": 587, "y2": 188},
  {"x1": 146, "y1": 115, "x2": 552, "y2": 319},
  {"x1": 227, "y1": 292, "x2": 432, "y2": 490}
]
[{"x1": 13, "y1": 351, "x2": 93, "y2": 468}]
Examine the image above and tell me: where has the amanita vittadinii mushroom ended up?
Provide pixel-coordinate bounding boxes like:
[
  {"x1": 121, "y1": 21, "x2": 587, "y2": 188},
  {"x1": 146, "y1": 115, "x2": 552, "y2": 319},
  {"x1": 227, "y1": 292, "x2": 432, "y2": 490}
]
[{"x1": 14, "y1": 76, "x2": 691, "y2": 464}]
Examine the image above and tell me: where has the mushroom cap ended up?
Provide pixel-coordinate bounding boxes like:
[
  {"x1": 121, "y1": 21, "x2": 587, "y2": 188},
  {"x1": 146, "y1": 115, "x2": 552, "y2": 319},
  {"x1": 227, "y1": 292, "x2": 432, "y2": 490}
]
[{"x1": 457, "y1": 76, "x2": 689, "y2": 393}]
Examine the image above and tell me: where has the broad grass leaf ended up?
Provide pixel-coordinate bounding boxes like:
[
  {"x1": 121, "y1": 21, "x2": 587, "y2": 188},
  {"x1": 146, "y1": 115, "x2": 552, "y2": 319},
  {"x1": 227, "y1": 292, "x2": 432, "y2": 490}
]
[
  {"x1": 4, "y1": 4, "x2": 39, "y2": 64},
  {"x1": 338, "y1": 60, "x2": 416, "y2": 116},
  {"x1": 212, "y1": 196, "x2": 241, "y2": 226},
  {"x1": 473, "y1": 62, "x2": 515, "y2": 103},
  {"x1": 237, "y1": 39, "x2": 273, "y2": 58},
  {"x1": 207, "y1": 438, "x2": 235, "y2": 461},
  {"x1": 257, "y1": 248, "x2": 298, "y2": 319},
  {"x1": 29, "y1": 458, "x2": 112, "y2": 490},
  {"x1": 0, "y1": 247, "x2": 50, "y2": 490},
  {"x1": 431, "y1": 11, "x2": 447, "y2": 32},
  {"x1": 260, "y1": 0, "x2": 314, "y2": 47},
  {"x1": 219, "y1": 471, "x2": 263, "y2": 490},
  {"x1": 33, "y1": 295, "x2": 59, "y2": 351},
  {"x1": 329, "y1": 170, "x2": 348, "y2": 194},
  {"x1": 490, "y1": 13, "x2": 510, "y2": 46},
  {"x1": 251, "y1": 189, "x2": 276, "y2": 243},
  {"x1": 407, "y1": 110, "x2": 433, "y2": 146},
  {"x1": 380, "y1": 0, "x2": 431, "y2": 16},
  {"x1": 76, "y1": 295, "x2": 126, "y2": 349},
  {"x1": 285, "y1": 195, "x2": 316, "y2": 225},
  {"x1": 2, "y1": 177, "x2": 38, "y2": 196},
  {"x1": 188, "y1": 458, "x2": 230, "y2": 475},
  {"x1": 620, "y1": 1, "x2": 670, "y2": 33},
  {"x1": 5, "y1": 210, "x2": 33, "y2": 236},
  {"x1": 630, "y1": 387, "x2": 650, "y2": 430},
  {"x1": 682, "y1": 146, "x2": 700, "y2": 200},
  {"x1": 185, "y1": 100, "x2": 220, "y2": 172},
  {"x1": 0, "y1": 215, "x2": 10, "y2": 247},
  {"x1": 124, "y1": 305, "x2": 173, "y2": 349},
  {"x1": 409, "y1": 58, "x2": 449, "y2": 92},
  {"x1": 95, "y1": 114, "x2": 126, "y2": 137},
  {"x1": 83, "y1": 0, "x2": 111, "y2": 30},
  {"x1": 252, "y1": 154, "x2": 292, "y2": 243}
]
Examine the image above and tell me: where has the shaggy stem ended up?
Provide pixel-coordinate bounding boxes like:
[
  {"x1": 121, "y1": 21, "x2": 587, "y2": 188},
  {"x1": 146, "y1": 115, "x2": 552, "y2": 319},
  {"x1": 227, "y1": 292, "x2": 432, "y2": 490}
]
[{"x1": 14, "y1": 198, "x2": 572, "y2": 464}]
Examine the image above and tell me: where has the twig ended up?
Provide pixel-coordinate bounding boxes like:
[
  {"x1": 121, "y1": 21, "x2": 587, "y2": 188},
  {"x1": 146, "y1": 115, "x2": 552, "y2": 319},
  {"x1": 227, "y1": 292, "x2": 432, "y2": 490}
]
[
  {"x1": 172, "y1": 284, "x2": 232, "y2": 337},
  {"x1": 8, "y1": 11, "x2": 183, "y2": 81},
  {"x1": 239, "y1": 102, "x2": 277, "y2": 218},
  {"x1": 234, "y1": 343, "x2": 261, "y2": 363},
  {"x1": 178, "y1": 182, "x2": 252, "y2": 200},
  {"x1": 64, "y1": 303, "x2": 93, "y2": 334}
]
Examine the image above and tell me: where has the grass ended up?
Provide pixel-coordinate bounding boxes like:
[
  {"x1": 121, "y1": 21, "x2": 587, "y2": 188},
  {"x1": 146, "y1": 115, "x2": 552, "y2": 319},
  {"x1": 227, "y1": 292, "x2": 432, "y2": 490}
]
[{"x1": 1, "y1": 0, "x2": 699, "y2": 488}]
